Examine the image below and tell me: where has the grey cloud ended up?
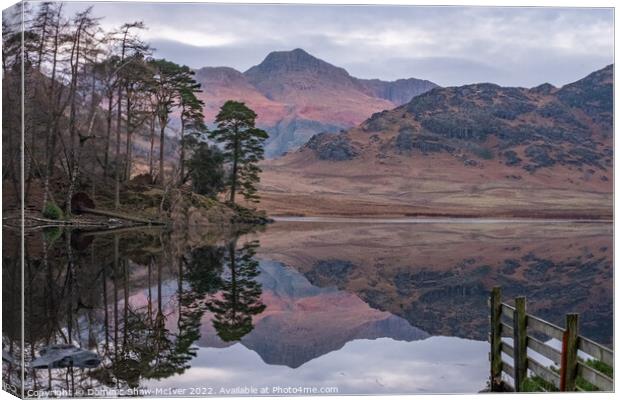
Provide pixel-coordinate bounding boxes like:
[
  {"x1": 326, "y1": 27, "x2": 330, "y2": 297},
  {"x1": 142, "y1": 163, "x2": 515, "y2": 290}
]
[{"x1": 62, "y1": 2, "x2": 613, "y2": 87}]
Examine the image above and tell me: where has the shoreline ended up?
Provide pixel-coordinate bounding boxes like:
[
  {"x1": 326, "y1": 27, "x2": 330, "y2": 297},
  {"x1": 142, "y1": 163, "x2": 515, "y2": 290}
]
[{"x1": 270, "y1": 215, "x2": 613, "y2": 224}]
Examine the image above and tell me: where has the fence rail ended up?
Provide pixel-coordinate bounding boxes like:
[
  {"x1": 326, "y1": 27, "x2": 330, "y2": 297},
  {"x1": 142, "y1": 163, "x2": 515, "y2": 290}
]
[{"x1": 489, "y1": 287, "x2": 613, "y2": 392}]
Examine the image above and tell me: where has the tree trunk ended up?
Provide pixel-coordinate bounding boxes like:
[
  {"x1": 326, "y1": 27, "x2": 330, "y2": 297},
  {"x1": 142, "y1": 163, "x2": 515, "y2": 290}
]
[
  {"x1": 149, "y1": 114, "x2": 155, "y2": 178},
  {"x1": 113, "y1": 235, "x2": 119, "y2": 359},
  {"x1": 42, "y1": 10, "x2": 61, "y2": 208},
  {"x1": 114, "y1": 29, "x2": 129, "y2": 209},
  {"x1": 114, "y1": 117, "x2": 122, "y2": 210},
  {"x1": 102, "y1": 260, "x2": 109, "y2": 352},
  {"x1": 65, "y1": 162, "x2": 79, "y2": 216},
  {"x1": 103, "y1": 92, "x2": 113, "y2": 181},
  {"x1": 124, "y1": 93, "x2": 132, "y2": 181},
  {"x1": 179, "y1": 114, "x2": 185, "y2": 185},
  {"x1": 229, "y1": 242, "x2": 238, "y2": 319},
  {"x1": 35, "y1": 7, "x2": 50, "y2": 71},
  {"x1": 66, "y1": 110, "x2": 96, "y2": 217},
  {"x1": 147, "y1": 257, "x2": 153, "y2": 323},
  {"x1": 65, "y1": 21, "x2": 83, "y2": 216},
  {"x1": 123, "y1": 259, "x2": 128, "y2": 348},
  {"x1": 230, "y1": 124, "x2": 239, "y2": 204},
  {"x1": 159, "y1": 120, "x2": 166, "y2": 187},
  {"x1": 178, "y1": 256, "x2": 183, "y2": 330}
]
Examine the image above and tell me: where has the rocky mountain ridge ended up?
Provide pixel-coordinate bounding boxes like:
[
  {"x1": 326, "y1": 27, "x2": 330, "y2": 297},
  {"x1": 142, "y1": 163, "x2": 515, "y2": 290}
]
[
  {"x1": 257, "y1": 65, "x2": 612, "y2": 218},
  {"x1": 303, "y1": 64, "x2": 613, "y2": 172},
  {"x1": 194, "y1": 48, "x2": 437, "y2": 157}
]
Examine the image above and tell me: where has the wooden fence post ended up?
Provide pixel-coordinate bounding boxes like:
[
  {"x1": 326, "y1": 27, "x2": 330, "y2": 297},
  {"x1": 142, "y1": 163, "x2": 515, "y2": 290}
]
[
  {"x1": 513, "y1": 296, "x2": 527, "y2": 391},
  {"x1": 560, "y1": 313, "x2": 579, "y2": 391},
  {"x1": 490, "y1": 287, "x2": 502, "y2": 391}
]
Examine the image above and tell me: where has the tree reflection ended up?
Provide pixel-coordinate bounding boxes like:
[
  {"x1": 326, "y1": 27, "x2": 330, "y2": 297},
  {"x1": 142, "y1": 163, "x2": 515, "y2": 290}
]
[
  {"x1": 207, "y1": 240, "x2": 266, "y2": 342},
  {"x1": 183, "y1": 245, "x2": 225, "y2": 297},
  {"x1": 6, "y1": 228, "x2": 267, "y2": 395},
  {"x1": 165, "y1": 244, "x2": 226, "y2": 378}
]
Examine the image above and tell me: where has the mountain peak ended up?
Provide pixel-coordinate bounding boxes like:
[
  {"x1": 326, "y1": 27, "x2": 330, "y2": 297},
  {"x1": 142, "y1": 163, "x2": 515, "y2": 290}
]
[
  {"x1": 245, "y1": 48, "x2": 350, "y2": 78},
  {"x1": 259, "y1": 48, "x2": 319, "y2": 66},
  {"x1": 290, "y1": 47, "x2": 311, "y2": 56},
  {"x1": 194, "y1": 49, "x2": 438, "y2": 157}
]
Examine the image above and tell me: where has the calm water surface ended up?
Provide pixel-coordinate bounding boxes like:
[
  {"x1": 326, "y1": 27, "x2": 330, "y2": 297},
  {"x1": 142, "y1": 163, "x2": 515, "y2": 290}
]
[{"x1": 2, "y1": 219, "x2": 612, "y2": 396}]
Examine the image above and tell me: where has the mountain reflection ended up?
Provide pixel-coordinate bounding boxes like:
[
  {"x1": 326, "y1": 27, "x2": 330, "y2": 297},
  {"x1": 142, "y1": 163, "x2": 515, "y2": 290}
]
[
  {"x1": 2, "y1": 220, "x2": 613, "y2": 396},
  {"x1": 255, "y1": 221, "x2": 613, "y2": 346}
]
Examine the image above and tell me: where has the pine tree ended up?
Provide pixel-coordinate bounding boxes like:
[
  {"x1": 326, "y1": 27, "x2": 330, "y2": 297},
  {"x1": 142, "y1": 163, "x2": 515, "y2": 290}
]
[
  {"x1": 209, "y1": 101, "x2": 268, "y2": 204},
  {"x1": 148, "y1": 59, "x2": 197, "y2": 186},
  {"x1": 177, "y1": 73, "x2": 205, "y2": 183}
]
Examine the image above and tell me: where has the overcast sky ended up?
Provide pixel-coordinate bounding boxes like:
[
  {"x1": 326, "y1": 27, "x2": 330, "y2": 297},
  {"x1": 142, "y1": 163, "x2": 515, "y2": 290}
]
[{"x1": 62, "y1": 2, "x2": 613, "y2": 87}]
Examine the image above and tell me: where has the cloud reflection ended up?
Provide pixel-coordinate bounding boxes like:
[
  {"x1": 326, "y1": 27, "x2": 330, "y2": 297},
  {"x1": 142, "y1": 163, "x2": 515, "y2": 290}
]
[{"x1": 146, "y1": 336, "x2": 488, "y2": 394}]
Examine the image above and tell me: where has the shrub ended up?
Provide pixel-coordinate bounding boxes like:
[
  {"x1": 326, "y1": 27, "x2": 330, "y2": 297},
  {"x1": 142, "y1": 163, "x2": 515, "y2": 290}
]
[{"x1": 42, "y1": 202, "x2": 63, "y2": 220}]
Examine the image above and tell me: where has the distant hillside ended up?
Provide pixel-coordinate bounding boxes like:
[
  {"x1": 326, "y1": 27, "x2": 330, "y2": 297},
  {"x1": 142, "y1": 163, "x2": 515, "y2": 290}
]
[
  {"x1": 354, "y1": 64, "x2": 613, "y2": 172},
  {"x1": 258, "y1": 65, "x2": 613, "y2": 218},
  {"x1": 194, "y1": 48, "x2": 437, "y2": 157}
]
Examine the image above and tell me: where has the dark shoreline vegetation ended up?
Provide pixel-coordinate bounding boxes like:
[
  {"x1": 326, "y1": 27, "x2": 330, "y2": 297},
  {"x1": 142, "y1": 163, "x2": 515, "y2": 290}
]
[{"x1": 3, "y1": 3, "x2": 271, "y2": 231}]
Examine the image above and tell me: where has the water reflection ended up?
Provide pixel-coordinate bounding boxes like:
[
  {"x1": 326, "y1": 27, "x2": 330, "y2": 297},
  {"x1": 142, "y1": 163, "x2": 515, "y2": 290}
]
[
  {"x1": 3, "y1": 228, "x2": 266, "y2": 396},
  {"x1": 207, "y1": 240, "x2": 266, "y2": 342},
  {"x1": 254, "y1": 221, "x2": 613, "y2": 346},
  {"x1": 2, "y1": 220, "x2": 613, "y2": 396},
  {"x1": 2, "y1": 227, "x2": 24, "y2": 397}
]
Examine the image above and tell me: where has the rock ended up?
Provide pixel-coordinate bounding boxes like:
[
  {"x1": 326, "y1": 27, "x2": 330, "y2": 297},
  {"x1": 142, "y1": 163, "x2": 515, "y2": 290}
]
[
  {"x1": 363, "y1": 110, "x2": 392, "y2": 132},
  {"x1": 395, "y1": 128, "x2": 454, "y2": 155},
  {"x1": 31, "y1": 344, "x2": 101, "y2": 369},
  {"x1": 395, "y1": 127, "x2": 415, "y2": 152},
  {"x1": 305, "y1": 132, "x2": 359, "y2": 161}
]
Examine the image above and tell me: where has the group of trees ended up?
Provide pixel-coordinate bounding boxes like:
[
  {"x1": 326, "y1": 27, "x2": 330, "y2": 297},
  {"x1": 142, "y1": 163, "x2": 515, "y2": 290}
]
[{"x1": 2, "y1": 2, "x2": 268, "y2": 216}]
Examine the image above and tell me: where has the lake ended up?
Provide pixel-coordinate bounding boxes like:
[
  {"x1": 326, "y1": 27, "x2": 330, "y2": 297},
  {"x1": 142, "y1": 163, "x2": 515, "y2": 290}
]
[{"x1": 2, "y1": 219, "x2": 612, "y2": 396}]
